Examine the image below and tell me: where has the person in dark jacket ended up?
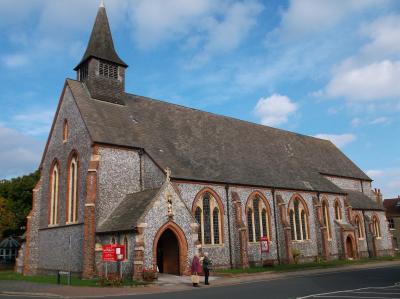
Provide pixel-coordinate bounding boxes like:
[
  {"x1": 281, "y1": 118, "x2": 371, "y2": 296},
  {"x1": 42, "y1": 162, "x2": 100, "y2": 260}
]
[{"x1": 202, "y1": 252, "x2": 211, "y2": 285}]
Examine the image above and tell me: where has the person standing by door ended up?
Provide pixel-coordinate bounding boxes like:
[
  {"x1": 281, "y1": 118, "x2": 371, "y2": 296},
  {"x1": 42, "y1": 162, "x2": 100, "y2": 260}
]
[{"x1": 202, "y1": 252, "x2": 211, "y2": 285}]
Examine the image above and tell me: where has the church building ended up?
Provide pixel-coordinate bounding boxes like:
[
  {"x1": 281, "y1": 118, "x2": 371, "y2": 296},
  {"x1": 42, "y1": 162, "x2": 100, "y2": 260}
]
[{"x1": 23, "y1": 4, "x2": 393, "y2": 279}]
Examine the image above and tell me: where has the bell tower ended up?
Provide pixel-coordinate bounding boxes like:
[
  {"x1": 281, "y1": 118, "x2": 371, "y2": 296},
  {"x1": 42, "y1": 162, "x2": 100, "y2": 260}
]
[{"x1": 74, "y1": 1, "x2": 128, "y2": 105}]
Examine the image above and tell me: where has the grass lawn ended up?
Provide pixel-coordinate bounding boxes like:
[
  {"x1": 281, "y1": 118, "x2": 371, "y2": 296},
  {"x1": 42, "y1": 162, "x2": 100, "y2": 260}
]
[
  {"x1": 215, "y1": 254, "x2": 400, "y2": 275},
  {"x1": 0, "y1": 271, "x2": 147, "y2": 287}
]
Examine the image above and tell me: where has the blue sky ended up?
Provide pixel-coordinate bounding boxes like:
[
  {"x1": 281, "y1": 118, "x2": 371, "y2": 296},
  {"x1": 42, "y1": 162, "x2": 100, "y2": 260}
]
[{"x1": 0, "y1": 0, "x2": 399, "y2": 198}]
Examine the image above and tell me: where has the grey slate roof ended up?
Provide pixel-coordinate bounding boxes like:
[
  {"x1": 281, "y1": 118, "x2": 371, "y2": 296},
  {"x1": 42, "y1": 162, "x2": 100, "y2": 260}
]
[
  {"x1": 97, "y1": 188, "x2": 160, "y2": 233},
  {"x1": 383, "y1": 198, "x2": 400, "y2": 216},
  {"x1": 346, "y1": 190, "x2": 384, "y2": 211},
  {"x1": 74, "y1": 5, "x2": 127, "y2": 70},
  {"x1": 67, "y1": 79, "x2": 371, "y2": 195}
]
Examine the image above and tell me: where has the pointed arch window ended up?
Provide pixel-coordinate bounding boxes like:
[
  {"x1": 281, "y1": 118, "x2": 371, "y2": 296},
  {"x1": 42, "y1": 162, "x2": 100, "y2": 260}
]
[
  {"x1": 354, "y1": 215, "x2": 364, "y2": 239},
  {"x1": 67, "y1": 154, "x2": 79, "y2": 223},
  {"x1": 195, "y1": 207, "x2": 202, "y2": 243},
  {"x1": 193, "y1": 191, "x2": 222, "y2": 245},
  {"x1": 49, "y1": 162, "x2": 59, "y2": 225},
  {"x1": 372, "y1": 215, "x2": 381, "y2": 238},
  {"x1": 322, "y1": 200, "x2": 332, "y2": 240},
  {"x1": 63, "y1": 119, "x2": 68, "y2": 142},
  {"x1": 334, "y1": 200, "x2": 342, "y2": 220},
  {"x1": 246, "y1": 194, "x2": 271, "y2": 242},
  {"x1": 288, "y1": 197, "x2": 309, "y2": 241}
]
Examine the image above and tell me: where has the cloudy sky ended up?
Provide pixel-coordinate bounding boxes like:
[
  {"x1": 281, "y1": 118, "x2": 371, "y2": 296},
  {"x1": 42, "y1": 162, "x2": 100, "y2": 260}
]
[{"x1": 0, "y1": 0, "x2": 399, "y2": 198}]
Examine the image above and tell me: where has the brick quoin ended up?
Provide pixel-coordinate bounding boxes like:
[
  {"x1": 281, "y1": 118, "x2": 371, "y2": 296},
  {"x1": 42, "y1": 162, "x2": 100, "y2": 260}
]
[{"x1": 82, "y1": 148, "x2": 100, "y2": 278}]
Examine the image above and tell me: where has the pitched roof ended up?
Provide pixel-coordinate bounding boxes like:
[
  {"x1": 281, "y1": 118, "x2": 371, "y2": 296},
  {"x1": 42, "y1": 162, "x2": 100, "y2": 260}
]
[
  {"x1": 383, "y1": 197, "x2": 400, "y2": 216},
  {"x1": 74, "y1": 5, "x2": 127, "y2": 70},
  {"x1": 97, "y1": 188, "x2": 160, "y2": 233},
  {"x1": 0, "y1": 236, "x2": 20, "y2": 249},
  {"x1": 346, "y1": 190, "x2": 384, "y2": 211},
  {"x1": 67, "y1": 79, "x2": 371, "y2": 194}
]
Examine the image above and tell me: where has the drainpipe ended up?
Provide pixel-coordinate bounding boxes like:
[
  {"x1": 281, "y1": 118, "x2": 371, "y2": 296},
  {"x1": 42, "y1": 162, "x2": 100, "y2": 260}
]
[
  {"x1": 272, "y1": 188, "x2": 280, "y2": 264},
  {"x1": 360, "y1": 180, "x2": 364, "y2": 194},
  {"x1": 362, "y1": 210, "x2": 372, "y2": 258},
  {"x1": 225, "y1": 185, "x2": 233, "y2": 269},
  {"x1": 138, "y1": 149, "x2": 144, "y2": 191}
]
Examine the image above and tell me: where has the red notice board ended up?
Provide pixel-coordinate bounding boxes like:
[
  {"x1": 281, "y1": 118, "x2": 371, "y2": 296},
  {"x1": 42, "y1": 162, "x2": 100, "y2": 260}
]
[
  {"x1": 260, "y1": 236, "x2": 269, "y2": 253},
  {"x1": 102, "y1": 244, "x2": 126, "y2": 262}
]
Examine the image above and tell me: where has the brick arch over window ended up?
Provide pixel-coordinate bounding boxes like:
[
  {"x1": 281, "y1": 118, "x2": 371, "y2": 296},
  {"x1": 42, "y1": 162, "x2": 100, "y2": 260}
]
[
  {"x1": 334, "y1": 198, "x2": 342, "y2": 220},
  {"x1": 245, "y1": 191, "x2": 272, "y2": 242},
  {"x1": 287, "y1": 194, "x2": 310, "y2": 241},
  {"x1": 192, "y1": 187, "x2": 225, "y2": 245},
  {"x1": 48, "y1": 158, "x2": 60, "y2": 225},
  {"x1": 321, "y1": 197, "x2": 332, "y2": 240},
  {"x1": 152, "y1": 221, "x2": 189, "y2": 276},
  {"x1": 66, "y1": 150, "x2": 80, "y2": 224}
]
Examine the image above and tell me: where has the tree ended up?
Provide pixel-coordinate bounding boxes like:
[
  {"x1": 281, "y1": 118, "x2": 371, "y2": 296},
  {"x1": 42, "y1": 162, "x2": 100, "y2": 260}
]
[
  {"x1": 0, "y1": 171, "x2": 40, "y2": 237},
  {"x1": 0, "y1": 196, "x2": 16, "y2": 238}
]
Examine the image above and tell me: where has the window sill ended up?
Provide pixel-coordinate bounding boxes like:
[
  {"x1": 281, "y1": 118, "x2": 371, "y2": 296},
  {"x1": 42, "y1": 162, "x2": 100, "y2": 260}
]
[
  {"x1": 40, "y1": 222, "x2": 84, "y2": 230},
  {"x1": 66, "y1": 221, "x2": 79, "y2": 225},
  {"x1": 291, "y1": 239, "x2": 311, "y2": 243},
  {"x1": 200, "y1": 244, "x2": 224, "y2": 248}
]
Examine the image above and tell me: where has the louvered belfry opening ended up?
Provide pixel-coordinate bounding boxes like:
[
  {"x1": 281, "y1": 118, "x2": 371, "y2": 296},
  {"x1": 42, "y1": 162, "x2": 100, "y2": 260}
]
[{"x1": 74, "y1": 3, "x2": 128, "y2": 105}]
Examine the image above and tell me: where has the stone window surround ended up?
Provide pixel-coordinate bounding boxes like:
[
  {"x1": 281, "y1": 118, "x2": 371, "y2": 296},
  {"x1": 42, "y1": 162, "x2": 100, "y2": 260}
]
[
  {"x1": 288, "y1": 195, "x2": 310, "y2": 241},
  {"x1": 192, "y1": 187, "x2": 224, "y2": 246},
  {"x1": 48, "y1": 159, "x2": 60, "y2": 226},
  {"x1": 245, "y1": 191, "x2": 272, "y2": 243},
  {"x1": 334, "y1": 198, "x2": 342, "y2": 221},
  {"x1": 354, "y1": 213, "x2": 365, "y2": 240},
  {"x1": 66, "y1": 150, "x2": 80, "y2": 224},
  {"x1": 62, "y1": 119, "x2": 68, "y2": 143},
  {"x1": 321, "y1": 198, "x2": 332, "y2": 240},
  {"x1": 372, "y1": 214, "x2": 381, "y2": 239}
]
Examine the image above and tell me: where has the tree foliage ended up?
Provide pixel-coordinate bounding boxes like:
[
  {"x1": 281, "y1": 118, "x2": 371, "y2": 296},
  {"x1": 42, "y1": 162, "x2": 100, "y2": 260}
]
[{"x1": 0, "y1": 171, "x2": 40, "y2": 238}]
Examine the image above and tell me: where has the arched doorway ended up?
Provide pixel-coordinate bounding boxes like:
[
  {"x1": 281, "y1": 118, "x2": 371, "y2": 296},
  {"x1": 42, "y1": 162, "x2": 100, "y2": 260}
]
[
  {"x1": 346, "y1": 236, "x2": 354, "y2": 259},
  {"x1": 156, "y1": 229, "x2": 180, "y2": 275}
]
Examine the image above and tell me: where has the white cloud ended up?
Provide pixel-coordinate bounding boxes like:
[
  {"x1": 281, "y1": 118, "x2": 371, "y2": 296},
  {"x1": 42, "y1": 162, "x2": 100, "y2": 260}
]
[
  {"x1": 370, "y1": 116, "x2": 390, "y2": 125},
  {"x1": 204, "y1": 1, "x2": 263, "y2": 53},
  {"x1": 0, "y1": 124, "x2": 43, "y2": 179},
  {"x1": 277, "y1": 0, "x2": 383, "y2": 39},
  {"x1": 351, "y1": 118, "x2": 362, "y2": 127},
  {"x1": 129, "y1": 0, "x2": 263, "y2": 67},
  {"x1": 366, "y1": 169, "x2": 385, "y2": 178},
  {"x1": 12, "y1": 109, "x2": 54, "y2": 136},
  {"x1": 367, "y1": 168, "x2": 400, "y2": 198},
  {"x1": 2, "y1": 54, "x2": 29, "y2": 68},
  {"x1": 314, "y1": 133, "x2": 356, "y2": 148},
  {"x1": 254, "y1": 94, "x2": 298, "y2": 126},
  {"x1": 129, "y1": 0, "x2": 214, "y2": 49},
  {"x1": 360, "y1": 14, "x2": 400, "y2": 58},
  {"x1": 326, "y1": 60, "x2": 400, "y2": 101}
]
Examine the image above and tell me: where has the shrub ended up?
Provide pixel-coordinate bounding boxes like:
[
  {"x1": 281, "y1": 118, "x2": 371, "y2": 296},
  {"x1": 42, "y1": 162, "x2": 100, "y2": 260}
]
[{"x1": 292, "y1": 248, "x2": 301, "y2": 264}]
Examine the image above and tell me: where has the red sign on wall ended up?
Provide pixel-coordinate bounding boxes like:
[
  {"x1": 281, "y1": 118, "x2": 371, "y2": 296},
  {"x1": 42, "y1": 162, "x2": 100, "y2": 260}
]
[
  {"x1": 260, "y1": 236, "x2": 269, "y2": 253},
  {"x1": 102, "y1": 244, "x2": 125, "y2": 262}
]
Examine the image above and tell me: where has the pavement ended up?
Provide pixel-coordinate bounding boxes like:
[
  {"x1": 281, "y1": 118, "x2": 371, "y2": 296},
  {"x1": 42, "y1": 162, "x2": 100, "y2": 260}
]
[{"x1": 0, "y1": 260, "x2": 400, "y2": 298}]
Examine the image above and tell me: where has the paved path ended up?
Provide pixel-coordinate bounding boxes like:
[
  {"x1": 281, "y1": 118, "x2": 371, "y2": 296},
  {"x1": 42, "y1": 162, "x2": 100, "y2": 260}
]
[{"x1": 0, "y1": 261, "x2": 400, "y2": 298}]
